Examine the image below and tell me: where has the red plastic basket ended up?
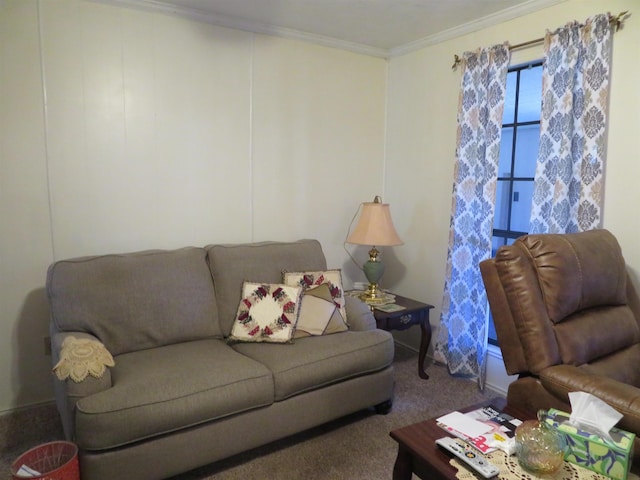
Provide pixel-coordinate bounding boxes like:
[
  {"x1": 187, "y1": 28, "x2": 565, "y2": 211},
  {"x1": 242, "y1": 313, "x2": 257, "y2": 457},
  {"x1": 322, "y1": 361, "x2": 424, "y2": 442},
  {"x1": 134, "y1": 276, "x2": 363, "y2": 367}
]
[{"x1": 10, "y1": 441, "x2": 79, "y2": 480}]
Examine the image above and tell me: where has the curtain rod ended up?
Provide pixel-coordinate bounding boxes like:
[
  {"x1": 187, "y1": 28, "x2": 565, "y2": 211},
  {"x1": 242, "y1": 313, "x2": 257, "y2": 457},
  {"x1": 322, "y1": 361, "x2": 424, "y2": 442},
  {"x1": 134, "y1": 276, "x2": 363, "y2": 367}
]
[{"x1": 451, "y1": 11, "x2": 630, "y2": 70}]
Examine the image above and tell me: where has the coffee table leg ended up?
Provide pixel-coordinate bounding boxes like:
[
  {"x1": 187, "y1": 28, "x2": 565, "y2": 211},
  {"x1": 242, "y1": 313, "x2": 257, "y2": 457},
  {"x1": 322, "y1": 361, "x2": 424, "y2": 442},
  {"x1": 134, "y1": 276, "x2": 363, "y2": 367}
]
[
  {"x1": 393, "y1": 445, "x2": 414, "y2": 480},
  {"x1": 418, "y1": 316, "x2": 431, "y2": 379}
]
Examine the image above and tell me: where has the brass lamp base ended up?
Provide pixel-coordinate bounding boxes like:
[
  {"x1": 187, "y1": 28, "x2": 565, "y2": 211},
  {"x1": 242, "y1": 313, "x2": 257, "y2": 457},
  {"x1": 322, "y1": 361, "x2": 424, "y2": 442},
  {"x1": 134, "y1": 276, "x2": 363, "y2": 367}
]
[
  {"x1": 356, "y1": 285, "x2": 395, "y2": 308},
  {"x1": 359, "y1": 282, "x2": 383, "y2": 302}
]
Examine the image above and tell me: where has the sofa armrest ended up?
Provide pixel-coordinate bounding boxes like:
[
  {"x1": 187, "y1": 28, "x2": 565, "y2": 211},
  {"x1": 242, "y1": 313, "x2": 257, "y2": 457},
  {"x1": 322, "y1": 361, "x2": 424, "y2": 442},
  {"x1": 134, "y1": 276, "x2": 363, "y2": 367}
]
[
  {"x1": 52, "y1": 332, "x2": 113, "y2": 439},
  {"x1": 540, "y1": 364, "x2": 640, "y2": 434},
  {"x1": 345, "y1": 296, "x2": 377, "y2": 331}
]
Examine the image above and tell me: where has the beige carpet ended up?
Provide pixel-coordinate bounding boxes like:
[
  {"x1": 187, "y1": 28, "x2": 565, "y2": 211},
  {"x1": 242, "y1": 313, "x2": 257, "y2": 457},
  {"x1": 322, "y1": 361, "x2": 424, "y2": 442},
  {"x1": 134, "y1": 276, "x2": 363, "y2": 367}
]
[{"x1": 2, "y1": 345, "x2": 500, "y2": 480}]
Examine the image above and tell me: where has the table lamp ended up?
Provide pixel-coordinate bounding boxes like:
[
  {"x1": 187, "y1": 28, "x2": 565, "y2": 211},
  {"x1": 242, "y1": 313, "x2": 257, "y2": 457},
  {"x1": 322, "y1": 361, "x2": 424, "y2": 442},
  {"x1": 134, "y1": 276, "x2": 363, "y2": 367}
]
[{"x1": 346, "y1": 196, "x2": 403, "y2": 302}]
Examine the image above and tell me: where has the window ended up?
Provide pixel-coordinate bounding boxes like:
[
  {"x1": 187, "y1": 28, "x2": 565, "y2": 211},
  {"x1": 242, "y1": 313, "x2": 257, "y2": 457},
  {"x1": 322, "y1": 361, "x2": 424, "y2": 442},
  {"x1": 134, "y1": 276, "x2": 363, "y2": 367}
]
[{"x1": 488, "y1": 60, "x2": 543, "y2": 345}]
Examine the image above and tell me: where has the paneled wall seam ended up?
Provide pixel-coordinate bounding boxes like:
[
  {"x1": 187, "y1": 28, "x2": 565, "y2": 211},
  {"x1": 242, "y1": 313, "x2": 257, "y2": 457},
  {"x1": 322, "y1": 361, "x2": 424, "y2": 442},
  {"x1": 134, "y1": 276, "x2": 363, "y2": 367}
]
[
  {"x1": 118, "y1": 6, "x2": 127, "y2": 186},
  {"x1": 249, "y1": 33, "x2": 255, "y2": 242},
  {"x1": 36, "y1": 0, "x2": 57, "y2": 261},
  {"x1": 382, "y1": 58, "x2": 390, "y2": 201}
]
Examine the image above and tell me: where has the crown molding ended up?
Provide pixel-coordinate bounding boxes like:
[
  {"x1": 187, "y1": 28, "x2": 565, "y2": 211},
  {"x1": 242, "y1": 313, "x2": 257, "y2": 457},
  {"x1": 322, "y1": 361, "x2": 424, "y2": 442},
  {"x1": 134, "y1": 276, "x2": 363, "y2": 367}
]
[
  {"x1": 89, "y1": 0, "x2": 565, "y2": 59},
  {"x1": 389, "y1": 0, "x2": 567, "y2": 57},
  {"x1": 88, "y1": 0, "x2": 390, "y2": 58}
]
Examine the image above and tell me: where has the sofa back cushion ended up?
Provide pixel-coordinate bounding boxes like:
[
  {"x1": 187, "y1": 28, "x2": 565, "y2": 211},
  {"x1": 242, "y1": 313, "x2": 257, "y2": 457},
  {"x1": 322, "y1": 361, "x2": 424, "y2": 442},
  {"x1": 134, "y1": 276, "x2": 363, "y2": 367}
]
[
  {"x1": 47, "y1": 248, "x2": 222, "y2": 355},
  {"x1": 206, "y1": 240, "x2": 327, "y2": 337}
]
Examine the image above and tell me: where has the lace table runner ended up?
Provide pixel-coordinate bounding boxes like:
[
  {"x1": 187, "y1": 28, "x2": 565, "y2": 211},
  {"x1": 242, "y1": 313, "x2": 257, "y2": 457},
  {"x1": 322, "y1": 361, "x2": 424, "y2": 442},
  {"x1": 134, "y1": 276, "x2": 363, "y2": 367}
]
[{"x1": 450, "y1": 450, "x2": 639, "y2": 480}]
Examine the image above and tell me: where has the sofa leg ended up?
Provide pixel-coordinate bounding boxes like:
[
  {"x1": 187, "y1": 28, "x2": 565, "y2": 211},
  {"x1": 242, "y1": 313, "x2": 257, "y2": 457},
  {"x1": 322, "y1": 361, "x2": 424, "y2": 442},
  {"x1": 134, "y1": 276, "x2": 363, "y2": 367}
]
[{"x1": 374, "y1": 399, "x2": 393, "y2": 415}]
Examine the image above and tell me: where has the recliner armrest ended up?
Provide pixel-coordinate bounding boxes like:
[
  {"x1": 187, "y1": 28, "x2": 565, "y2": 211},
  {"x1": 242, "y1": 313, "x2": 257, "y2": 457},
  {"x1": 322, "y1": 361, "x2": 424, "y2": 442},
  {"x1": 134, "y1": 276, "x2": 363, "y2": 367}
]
[{"x1": 540, "y1": 364, "x2": 640, "y2": 434}]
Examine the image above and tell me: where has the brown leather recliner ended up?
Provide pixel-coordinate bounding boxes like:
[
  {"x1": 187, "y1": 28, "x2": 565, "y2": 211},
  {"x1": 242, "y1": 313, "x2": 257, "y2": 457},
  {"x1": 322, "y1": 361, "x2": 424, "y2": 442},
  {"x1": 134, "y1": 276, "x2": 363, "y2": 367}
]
[{"x1": 480, "y1": 229, "x2": 640, "y2": 455}]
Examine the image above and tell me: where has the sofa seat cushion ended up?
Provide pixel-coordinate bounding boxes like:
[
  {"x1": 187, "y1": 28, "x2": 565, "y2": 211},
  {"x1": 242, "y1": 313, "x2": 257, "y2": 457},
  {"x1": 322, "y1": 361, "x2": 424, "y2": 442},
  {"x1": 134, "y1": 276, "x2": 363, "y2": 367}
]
[
  {"x1": 75, "y1": 339, "x2": 274, "y2": 451},
  {"x1": 232, "y1": 329, "x2": 394, "y2": 401}
]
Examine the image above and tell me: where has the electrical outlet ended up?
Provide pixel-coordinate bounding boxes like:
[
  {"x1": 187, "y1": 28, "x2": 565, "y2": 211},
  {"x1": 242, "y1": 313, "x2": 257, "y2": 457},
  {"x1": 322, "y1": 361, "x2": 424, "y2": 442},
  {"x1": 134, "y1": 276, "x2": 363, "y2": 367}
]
[{"x1": 44, "y1": 336, "x2": 51, "y2": 356}]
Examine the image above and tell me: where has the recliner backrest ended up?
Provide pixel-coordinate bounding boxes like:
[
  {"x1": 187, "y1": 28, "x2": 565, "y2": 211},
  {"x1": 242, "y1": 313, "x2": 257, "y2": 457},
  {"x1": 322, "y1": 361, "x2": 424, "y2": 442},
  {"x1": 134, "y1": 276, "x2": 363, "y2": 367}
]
[{"x1": 481, "y1": 229, "x2": 640, "y2": 376}]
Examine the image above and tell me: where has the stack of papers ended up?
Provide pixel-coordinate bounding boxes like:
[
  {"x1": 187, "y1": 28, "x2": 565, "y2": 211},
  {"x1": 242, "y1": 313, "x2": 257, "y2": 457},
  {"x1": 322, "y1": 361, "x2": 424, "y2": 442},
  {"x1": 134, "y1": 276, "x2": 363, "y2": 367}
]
[{"x1": 436, "y1": 405, "x2": 522, "y2": 455}]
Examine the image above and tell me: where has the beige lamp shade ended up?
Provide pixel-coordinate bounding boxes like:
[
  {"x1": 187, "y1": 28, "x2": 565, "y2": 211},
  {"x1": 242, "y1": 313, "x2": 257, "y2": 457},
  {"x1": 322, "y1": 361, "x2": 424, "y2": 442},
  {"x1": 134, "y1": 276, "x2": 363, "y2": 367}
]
[{"x1": 347, "y1": 199, "x2": 403, "y2": 247}]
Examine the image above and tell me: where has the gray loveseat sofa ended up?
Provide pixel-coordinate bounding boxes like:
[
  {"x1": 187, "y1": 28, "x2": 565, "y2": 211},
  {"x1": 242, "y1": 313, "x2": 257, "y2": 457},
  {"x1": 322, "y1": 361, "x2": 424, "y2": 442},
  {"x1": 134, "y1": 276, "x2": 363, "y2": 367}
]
[{"x1": 46, "y1": 239, "x2": 395, "y2": 480}]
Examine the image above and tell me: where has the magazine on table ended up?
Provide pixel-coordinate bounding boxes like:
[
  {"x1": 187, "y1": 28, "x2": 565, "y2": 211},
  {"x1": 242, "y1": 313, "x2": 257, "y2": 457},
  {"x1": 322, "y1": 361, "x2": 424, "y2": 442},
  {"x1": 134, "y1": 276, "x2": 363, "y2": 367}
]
[
  {"x1": 374, "y1": 303, "x2": 406, "y2": 313},
  {"x1": 436, "y1": 405, "x2": 522, "y2": 455}
]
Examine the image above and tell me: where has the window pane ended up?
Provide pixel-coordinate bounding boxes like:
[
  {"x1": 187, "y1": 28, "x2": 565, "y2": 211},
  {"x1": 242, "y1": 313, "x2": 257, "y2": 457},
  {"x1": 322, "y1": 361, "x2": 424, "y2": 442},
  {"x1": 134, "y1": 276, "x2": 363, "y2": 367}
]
[
  {"x1": 502, "y1": 72, "x2": 517, "y2": 124},
  {"x1": 517, "y1": 66, "x2": 542, "y2": 122},
  {"x1": 491, "y1": 61, "x2": 542, "y2": 347},
  {"x1": 494, "y1": 180, "x2": 510, "y2": 230},
  {"x1": 510, "y1": 180, "x2": 534, "y2": 232},
  {"x1": 514, "y1": 124, "x2": 539, "y2": 178},
  {"x1": 498, "y1": 127, "x2": 513, "y2": 177},
  {"x1": 488, "y1": 314, "x2": 497, "y2": 344}
]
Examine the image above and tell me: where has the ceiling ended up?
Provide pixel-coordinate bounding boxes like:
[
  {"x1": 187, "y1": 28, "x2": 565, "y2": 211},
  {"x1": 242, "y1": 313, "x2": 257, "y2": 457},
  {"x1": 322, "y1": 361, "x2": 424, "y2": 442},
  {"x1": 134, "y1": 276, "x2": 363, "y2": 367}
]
[{"x1": 104, "y1": 0, "x2": 565, "y2": 56}]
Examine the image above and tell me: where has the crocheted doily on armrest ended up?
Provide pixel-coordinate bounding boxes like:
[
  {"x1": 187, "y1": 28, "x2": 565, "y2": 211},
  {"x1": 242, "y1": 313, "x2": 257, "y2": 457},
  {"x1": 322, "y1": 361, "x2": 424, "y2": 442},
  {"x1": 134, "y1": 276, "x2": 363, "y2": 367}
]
[{"x1": 53, "y1": 336, "x2": 115, "y2": 383}]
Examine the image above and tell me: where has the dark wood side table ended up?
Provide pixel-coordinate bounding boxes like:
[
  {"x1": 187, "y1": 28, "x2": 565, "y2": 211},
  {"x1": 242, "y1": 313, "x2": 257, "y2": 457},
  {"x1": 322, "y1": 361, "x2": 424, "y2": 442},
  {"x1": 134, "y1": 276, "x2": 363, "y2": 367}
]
[{"x1": 373, "y1": 295, "x2": 434, "y2": 380}]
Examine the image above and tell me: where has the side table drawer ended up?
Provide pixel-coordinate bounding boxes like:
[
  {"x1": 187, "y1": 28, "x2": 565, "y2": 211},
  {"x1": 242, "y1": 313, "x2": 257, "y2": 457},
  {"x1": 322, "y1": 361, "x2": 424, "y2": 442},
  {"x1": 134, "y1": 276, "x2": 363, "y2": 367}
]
[{"x1": 381, "y1": 314, "x2": 417, "y2": 331}]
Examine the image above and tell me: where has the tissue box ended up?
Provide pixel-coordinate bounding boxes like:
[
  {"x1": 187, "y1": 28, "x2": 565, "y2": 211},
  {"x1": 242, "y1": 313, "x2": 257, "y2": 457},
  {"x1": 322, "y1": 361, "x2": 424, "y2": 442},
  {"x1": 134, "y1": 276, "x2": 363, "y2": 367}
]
[{"x1": 544, "y1": 408, "x2": 635, "y2": 480}]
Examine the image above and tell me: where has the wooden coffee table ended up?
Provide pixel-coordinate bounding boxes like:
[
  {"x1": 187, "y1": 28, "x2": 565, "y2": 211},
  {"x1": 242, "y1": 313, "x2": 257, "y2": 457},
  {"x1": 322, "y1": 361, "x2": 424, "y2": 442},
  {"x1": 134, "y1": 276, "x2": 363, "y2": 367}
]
[
  {"x1": 389, "y1": 398, "x2": 525, "y2": 480},
  {"x1": 391, "y1": 399, "x2": 640, "y2": 480}
]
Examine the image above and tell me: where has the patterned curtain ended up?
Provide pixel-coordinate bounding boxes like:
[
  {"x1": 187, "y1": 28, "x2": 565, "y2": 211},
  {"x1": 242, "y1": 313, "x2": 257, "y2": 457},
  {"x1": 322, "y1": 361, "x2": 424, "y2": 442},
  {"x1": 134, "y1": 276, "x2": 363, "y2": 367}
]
[
  {"x1": 530, "y1": 14, "x2": 612, "y2": 233},
  {"x1": 433, "y1": 44, "x2": 510, "y2": 387}
]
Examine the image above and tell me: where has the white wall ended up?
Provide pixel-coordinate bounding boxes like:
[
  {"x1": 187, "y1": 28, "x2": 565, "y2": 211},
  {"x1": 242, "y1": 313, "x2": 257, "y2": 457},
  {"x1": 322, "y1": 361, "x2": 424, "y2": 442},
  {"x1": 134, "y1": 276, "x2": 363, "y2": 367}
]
[
  {"x1": 385, "y1": 0, "x2": 640, "y2": 391},
  {"x1": 0, "y1": 1, "x2": 54, "y2": 412},
  {"x1": 41, "y1": 1, "x2": 254, "y2": 256},
  {"x1": 251, "y1": 36, "x2": 386, "y2": 244},
  {"x1": 0, "y1": 0, "x2": 386, "y2": 412}
]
